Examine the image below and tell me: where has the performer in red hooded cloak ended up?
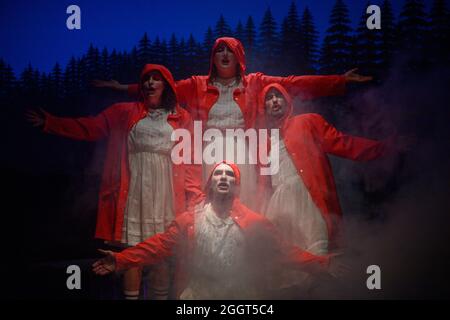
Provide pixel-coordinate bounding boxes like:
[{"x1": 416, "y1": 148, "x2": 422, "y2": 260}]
[
  {"x1": 93, "y1": 37, "x2": 371, "y2": 212},
  {"x1": 26, "y1": 64, "x2": 203, "y2": 300},
  {"x1": 93, "y1": 161, "x2": 344, "y2": 299},
  {"x1": 259, "y1": 83, "x2": 412, "y2": 292},
  {"x1": 260, "y1": 83, "x2": 412, "y2": 253}
]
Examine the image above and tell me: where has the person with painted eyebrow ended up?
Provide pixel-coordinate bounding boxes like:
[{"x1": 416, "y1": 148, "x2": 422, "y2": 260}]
[
  {"x1": 26, "y1": 64, "x2": 202, "y2": 300},
  {"x1": 93, "y1": 37, "x2": 371, "y2": 213},
  {"x1": 93, "y1": 161, "x2": 345, "y2": 300},
  {"x1": 259, "y1": 83, "x2": 413, "y2": 294}
]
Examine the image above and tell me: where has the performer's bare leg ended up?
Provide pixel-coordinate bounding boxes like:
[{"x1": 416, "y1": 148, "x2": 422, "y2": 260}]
[
  {"x1": 147, "y1": 260, "x2": 171, "y2": 300},
  {"x1": 123, "y1": 267, "x2": 142, "y2": 300}
]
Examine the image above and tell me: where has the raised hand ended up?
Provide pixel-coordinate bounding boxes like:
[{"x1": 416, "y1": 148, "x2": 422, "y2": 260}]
[
  {"x1": 91, "y1": 79, "x2": 121, "y2": 89},
  {"x1": 343, "y1": 68, "x2": 373, "y2": 83},
  {"x1": 92, "y1": 249, "x2": 116, "y2": 275},
  {"x1": 25, "y1": 108, "x2": 46, "y2": 128},
  {"x1": 326, "y1": 252, "x2": 350, "y2": 279}
]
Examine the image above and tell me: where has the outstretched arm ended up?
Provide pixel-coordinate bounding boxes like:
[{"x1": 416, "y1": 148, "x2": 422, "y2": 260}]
[
  {"x1": 92, "y1": 216, "x2": 183, "y2": 275},
  {"x1": 91, "y1": 79, "x2": 129, "y2": 92},
  {"x1": 313, "y1": 114, "x2": 387, "y2": 161},
  {"x1": 111, "y1": 217, "x2": 182, "y2": 272},
  {"x1": 92, "y1": 78, "x2": 197, "y2": 109},
  {"x1": 25, "y1": 108, "x2": 46, "y2": 128},
  {"x1": 26, "y1": 104, "x2": 124, "y2": 141},
  {"x1": 343, "y1": 68, "x2": 372, "y2": 83},
  {"x1": 253, "y1": 217, "x2": 337, "y2": 277},
  {"x1": 283, "y1": 246, "x2": 348, "y2": 279},
  {"x1": 258, "y1": 68, "x2": 371, "y2": 100},
  {"x1": 316, "y1": 114, "x2": 413, "y2": 161},
  {"x1": 92, "y1": 249, "x2": 117, "y2": 275},
  {"x1": 92, "y1": 79, "x2": 139, "y2": 102}
]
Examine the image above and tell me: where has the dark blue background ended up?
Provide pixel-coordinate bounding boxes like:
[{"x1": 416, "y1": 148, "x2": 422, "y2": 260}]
[{"x1": 0, "y1": 0, "x2": 414, "y2": 74}]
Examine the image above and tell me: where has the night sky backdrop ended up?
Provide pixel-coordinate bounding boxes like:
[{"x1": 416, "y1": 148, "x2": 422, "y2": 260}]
[
  {"x1": 1, "y1": 0, "x2": 449, "y2": 301},
  {"x1": 0, "y1": 0, "x2": 419, "y2": 74}
]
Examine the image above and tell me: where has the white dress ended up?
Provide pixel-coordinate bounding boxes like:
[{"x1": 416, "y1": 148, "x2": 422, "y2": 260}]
[
  {"x1": 265, "y1": 138, "x2": 328, "y2": 289},
  {"x1": 180, "y1": 203, "x2": 260, "y2": 299},
  {"x1": 265, "y1": 138, "x2": 328, "y2": 254},
  {"x1": 121, "y1": 108, "x2": 175, "y2": 246},
  {"x1": 204, "y1": 80, "x2": 259, "y2": 211}
]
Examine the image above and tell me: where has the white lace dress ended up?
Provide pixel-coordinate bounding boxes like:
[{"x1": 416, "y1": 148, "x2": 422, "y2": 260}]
[
  {"x1": 121, "y1": 108, "x2": 175, "y2": 246},
  {"x1": 265, "y1": 138, "x2": 328, "y2": 254},
  {"x1": 204, "y1": 80, "x2": 259, "y2": 211},
  {"x1": 180, "y1": 203, "x2": 260, "y2": 299},
  {"x1": 265, "y1": 138, "x2": 328, "y2": 289}
]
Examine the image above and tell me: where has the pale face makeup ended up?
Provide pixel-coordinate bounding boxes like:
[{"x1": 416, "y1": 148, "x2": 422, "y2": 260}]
[
  {"x1": 265, "y1": 88, "x2": 288, "y2": 120},
  {"x1": 213, "y1": 43, "x2": 238, "y2": 79},
  {"x1": 141, "y1": 71, "x2": 165, "y2": 107},
  {"x1": 211, "y1": 163, "x2": 237, "y2": 197}
]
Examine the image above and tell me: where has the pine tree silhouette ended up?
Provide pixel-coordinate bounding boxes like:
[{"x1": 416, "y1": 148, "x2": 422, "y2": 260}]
[
  {"x1": 7, "y1": 0, "x2": 450, "y2": 110},
  {"x1": 20, "y1": 64, "x2": 40, "y2": 103},
  {"x1": 0, "y1": 59, "x2": 4, "y2": 80},
  {"x1": 169, "y1": 34, "x2": 180, "y2": 77},
  {"x1": 379, "y1": 0, "x2": 397, "y2": 69},
  {"x1": 203, "y1": 26, "x2": 215, "y2": 52},
  {"x1": 0, "y1": 59, "x2": 5, "y2": 91},
  {"x1": 115, "y1": 51, "x2": 127, "y2": 82},
  {"x1": 397, "y1": 0, "x2": 427, "y2": 53},
  {"x1": 185, "y1": 34, "x2": 198, "y2": 76},
  {"x1": 280, "y1": 1, "x2": 302, "y2": 74},
  {"x1": 20, "y1": 64, "x2": 34, "y2": 88},
  {"x1": 0, "y1": 59, "x2": 16, "y2": 100},
  {"x1": 33, "y1": 69, "x2": 41, "y2": 105},
  {"x1": 320, "y1": 0, "x2": 354, "y2": 74},
  {"x1": 258, "y1": 7, "x2": 279, "y2": 73},
  {"x1": 152, "y1": 36, "x2": 162, "y2": 65},
  {"x1": 243, "y1": 16, "x2": 256, "y2": 72},
  {"x1": 234, "y1": 20, "x2": 245, "y2": 42},
  {"x1": 194, "y1": 41, "x2": 207, "y2": 74},
  {"x1": 214, "y1": 15, "x2": 233, "y2": 38},
  {"x1": 86, "y1": 44, "x2": 101, "y2": 80},
  {"x1": 50, "y1": 62, "x2": 63, "y2": 99},
  {"x1": 109, "y1": 49, "x2": 120, "y2": 80},
  {"x1": 33, "y1": 69, "x2": 40, "y2": 92},
  {"x1": 160, "y1": 39, "x2": 169, "y2": 68},
  {"x1": 40, "y1": 72, "x2": 51, "y2": 103},
  {"x1": 354, "y1": 2, "x2": 382, "y2": 77},
  {"x1": 100, "y1": 47, "x2": 110, "y2": 80},
  {"x1": 184, "y1": 33, "x2": 203, "y2": 77},
  {"x1": 76, "y1": 57, "x2": 87, "y2": 92},
  {"x1": 300, "y1": 7, "x2": 319, "y2": 73},
  {"x1": 64, "y1": 56, "x2": 78, "y2": 98},
  {"x1": 177, "y1": 37, "x2": 188, "y2": 79},
  {"x1": 138, "y1": 32, "x2": 152, "y2": 68},
  {"x1": 201, "y1": 27, "x2": 215, "y2": 71},
  {"x1": 427, "y1": 0, "x2": 450, "y2": 64},
  {"x1": 129, "y1": 46, "x2": 140, "y2": 80}
]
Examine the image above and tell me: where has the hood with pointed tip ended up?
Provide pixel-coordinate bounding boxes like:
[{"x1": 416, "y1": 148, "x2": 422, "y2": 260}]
[
  {"x1": 204, "y1": 161, "x2": 241, "y2": 201},
  {"x1": 258, "y1": 83, "x2": 293, "y2": 128},
  {"x1": 205, "y1": 161, "x2": 241, "y2": 187},
  {"x1": 139, "y1": 64, "x2": 178, "y2": 102},
  {"x1": 208, "y1": 37, "x2": 246, "y2": 82}
]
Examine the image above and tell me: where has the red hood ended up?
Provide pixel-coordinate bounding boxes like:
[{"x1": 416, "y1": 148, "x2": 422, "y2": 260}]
[
  {"x1": 138, "y1": 63, "x2": 178, "y2": 102},
  {"x1": 204, "y1": 161, "x2": 241, "y2": 201},
  {"x1": 204, "y1": 161, "x2": 241, "y2": 188},
  {"x1": 258, "y1": 83, "x2": 293, "y2": 129},
  {"x1": 208, "y1": 37, "x2": 246, "y2": 82}
]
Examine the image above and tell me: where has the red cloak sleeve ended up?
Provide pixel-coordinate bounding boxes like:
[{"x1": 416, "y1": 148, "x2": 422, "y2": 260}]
[
  {"x1": 257, "y1": 73, "x2": 346, "y2": 100},
  {"x1": 313, "y1": 114, "x2": 387, "y2": 161}
]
